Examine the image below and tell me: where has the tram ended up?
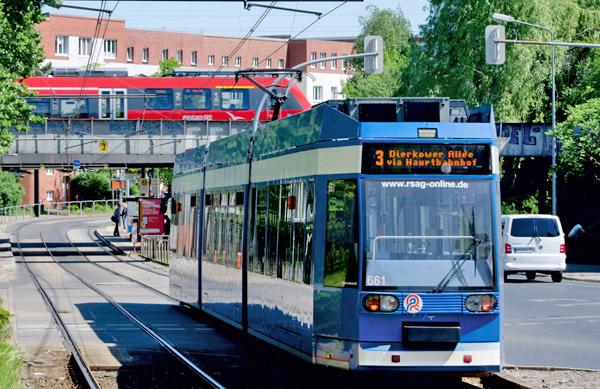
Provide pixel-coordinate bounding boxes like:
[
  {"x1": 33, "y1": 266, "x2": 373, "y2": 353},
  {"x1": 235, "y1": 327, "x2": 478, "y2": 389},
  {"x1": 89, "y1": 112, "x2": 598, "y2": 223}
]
[{"x1": 170, "y1": 97, "x2": 502, "y2": 371}]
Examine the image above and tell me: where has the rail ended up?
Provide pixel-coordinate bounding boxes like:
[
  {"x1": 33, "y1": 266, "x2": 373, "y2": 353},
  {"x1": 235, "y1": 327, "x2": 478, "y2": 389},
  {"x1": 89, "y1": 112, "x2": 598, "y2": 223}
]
[
  {"x1": 0, "y1": 199, "x2": 117, "y2": 223},
  {"x1": 140, "y1": 234, "x2": 170, "y2": 265}
]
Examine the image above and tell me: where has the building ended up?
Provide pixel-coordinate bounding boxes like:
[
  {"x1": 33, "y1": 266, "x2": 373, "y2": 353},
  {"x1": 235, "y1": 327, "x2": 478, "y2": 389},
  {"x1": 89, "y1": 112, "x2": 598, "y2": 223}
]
[
  {"x1": 37, "y1": 14, "x2": 355, "y2": 105},
  {"x1": 19, "y1": 169, "x2": 72, "y2": 205}
]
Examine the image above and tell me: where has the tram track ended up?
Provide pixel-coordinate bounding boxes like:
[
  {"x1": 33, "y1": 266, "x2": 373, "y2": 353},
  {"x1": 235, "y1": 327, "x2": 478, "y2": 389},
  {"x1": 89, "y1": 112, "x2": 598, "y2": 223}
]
[{"x1": 14, "y1": 220, "x2": 224, "y2": 389}]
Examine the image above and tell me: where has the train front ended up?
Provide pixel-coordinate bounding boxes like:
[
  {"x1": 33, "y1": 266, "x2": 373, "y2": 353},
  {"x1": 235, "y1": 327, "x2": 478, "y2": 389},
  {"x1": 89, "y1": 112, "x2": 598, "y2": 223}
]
[{"x1": 318, "y1": 99, "x2": 501, "y2": 372}]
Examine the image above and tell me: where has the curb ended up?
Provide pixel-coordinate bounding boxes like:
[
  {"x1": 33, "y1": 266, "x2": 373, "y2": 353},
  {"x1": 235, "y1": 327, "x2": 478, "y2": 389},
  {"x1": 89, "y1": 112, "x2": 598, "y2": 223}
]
[
  {"x1": 503, "y1": 364, "x2": 600, "y2": 373},
  {"x1": 93, "y1": 230, "x2": 126, "y2": 256},
  {"x1": 563, "y1": 275, "x2": 600, "y2": 284}
]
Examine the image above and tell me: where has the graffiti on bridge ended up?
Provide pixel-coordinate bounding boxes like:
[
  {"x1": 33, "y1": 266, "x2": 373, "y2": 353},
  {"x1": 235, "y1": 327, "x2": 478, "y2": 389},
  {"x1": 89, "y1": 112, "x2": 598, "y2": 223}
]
[{"x1": 496, "y1": 123, "x2": 552, "y2": 157}]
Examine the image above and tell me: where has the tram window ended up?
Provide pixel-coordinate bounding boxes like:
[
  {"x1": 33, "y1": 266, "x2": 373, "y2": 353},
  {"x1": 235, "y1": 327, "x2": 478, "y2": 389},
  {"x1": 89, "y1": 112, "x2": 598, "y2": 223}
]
[
  {"x1": 278, "y1": 184, "x2": 292, "y2": 279},
  {"x1": 183, "y1": 88, "x2": 211, "y2": 110},
  {"x1": 27, "y1": 98, "x2": 51, "y2": 117},
  {"x1": 145, "y1": 88, "x2": 174, "y2": 110},
  {"x1": 253, "y1": 187, "x2": 268, "y2": 274},
  {"x1": 324, "y1": 179, "x2": 358, "y2": 288},
  {"x1": 303, "y1": 183, "x2": 315, "y2": 284},
  {"x1": 220, "y1": 89, "x2": 249, "y2": 110},
  {"x1": 266, "y1": 185, "x2": 279, "y2": 276}
]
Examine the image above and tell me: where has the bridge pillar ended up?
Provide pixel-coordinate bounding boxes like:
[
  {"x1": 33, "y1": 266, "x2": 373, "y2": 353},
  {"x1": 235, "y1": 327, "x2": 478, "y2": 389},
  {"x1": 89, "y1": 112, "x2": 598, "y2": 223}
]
[{"x1": 33, "y1": 169, "x2": 40, "y2": 217}]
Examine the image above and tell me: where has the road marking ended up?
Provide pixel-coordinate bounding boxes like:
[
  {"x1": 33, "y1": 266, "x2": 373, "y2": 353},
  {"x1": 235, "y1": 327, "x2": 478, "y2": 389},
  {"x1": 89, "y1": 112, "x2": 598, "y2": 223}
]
[
  {"x1": 556, "y1": 302, "x2": 600, "y2": 307},
  {"x1": 517, "y1": 322, "x2": 542, "y2": 326},
  {"x1": 528, "y1": 299, "x2": 585, "y2": 302}
]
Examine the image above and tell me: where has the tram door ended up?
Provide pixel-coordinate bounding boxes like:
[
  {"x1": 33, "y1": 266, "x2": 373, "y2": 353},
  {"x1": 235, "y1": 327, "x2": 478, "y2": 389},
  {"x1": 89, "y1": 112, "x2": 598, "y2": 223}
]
[{"x1": 99, "y1": 89, "x2": 127, "y2": 119}]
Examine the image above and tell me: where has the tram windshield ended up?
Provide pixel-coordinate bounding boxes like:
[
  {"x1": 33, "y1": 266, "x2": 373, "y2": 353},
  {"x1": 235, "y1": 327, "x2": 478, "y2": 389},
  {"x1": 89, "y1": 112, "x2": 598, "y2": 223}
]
[{"x1": 363, "y1": 179, "x2": 495, "y2": 291}]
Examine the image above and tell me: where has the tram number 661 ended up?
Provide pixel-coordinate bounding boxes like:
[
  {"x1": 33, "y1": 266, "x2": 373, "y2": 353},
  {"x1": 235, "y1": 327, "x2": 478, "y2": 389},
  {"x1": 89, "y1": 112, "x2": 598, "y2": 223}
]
[{"x1": 366, "y1": 275, "x2": 386, "y2": 286}]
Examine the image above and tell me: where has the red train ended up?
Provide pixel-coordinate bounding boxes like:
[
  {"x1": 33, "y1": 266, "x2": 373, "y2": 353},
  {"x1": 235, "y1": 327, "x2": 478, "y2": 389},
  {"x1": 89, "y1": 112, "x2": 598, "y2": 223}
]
[{"x1": 23, "y1": 73, "x2": 311, "y2": 122}]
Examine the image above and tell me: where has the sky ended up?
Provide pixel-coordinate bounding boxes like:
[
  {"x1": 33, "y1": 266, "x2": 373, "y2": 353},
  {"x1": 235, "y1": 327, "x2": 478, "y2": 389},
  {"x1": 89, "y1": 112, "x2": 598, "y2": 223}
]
[{"x1": 45, "y1": 1, "x2": 430, "y2": 38}]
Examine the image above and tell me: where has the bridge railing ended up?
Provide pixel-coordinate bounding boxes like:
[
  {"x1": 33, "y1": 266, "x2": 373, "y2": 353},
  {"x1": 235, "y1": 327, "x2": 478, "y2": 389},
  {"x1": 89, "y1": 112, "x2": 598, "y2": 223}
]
[
  {"x1": 140, "y1": 234, "x2": 170, "y2": 265},
  {"x1": 0, "y1": 199, "x2": 118, "y2": 223}
]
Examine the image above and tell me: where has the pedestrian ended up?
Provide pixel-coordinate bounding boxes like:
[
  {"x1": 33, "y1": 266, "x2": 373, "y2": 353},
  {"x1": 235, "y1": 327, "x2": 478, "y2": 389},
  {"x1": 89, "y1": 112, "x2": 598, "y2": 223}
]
[
  {"x1": 113, "y1": 203, "x2": 121, "y2": 237},
  {"x1": 121, "y1": 203, "x2": 128, "y2": 229}
]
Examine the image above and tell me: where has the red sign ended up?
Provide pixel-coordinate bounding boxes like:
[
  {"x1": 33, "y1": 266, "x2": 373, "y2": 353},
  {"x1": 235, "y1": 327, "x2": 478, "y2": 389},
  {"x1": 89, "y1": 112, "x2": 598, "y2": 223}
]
[{"x1": 139, "y1": 198, "x2": 164, "y2": 235}]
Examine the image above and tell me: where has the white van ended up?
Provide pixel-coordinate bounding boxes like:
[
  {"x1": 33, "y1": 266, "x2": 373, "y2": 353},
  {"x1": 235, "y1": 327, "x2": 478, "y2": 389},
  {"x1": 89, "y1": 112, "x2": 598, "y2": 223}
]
[{"x1": 501, "y1": 214, "x2": 566, "y2": 282}]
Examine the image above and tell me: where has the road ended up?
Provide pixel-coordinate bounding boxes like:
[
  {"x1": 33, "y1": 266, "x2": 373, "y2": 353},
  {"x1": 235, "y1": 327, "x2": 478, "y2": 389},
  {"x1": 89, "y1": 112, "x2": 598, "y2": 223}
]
[{"x1": 504, "y1": 274, "x2": 600, "y2": 369}]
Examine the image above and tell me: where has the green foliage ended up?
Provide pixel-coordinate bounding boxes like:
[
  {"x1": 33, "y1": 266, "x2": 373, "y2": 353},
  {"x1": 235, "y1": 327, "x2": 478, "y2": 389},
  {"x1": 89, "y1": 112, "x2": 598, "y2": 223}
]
[
  {"x1": 0, "y1": 306, "x2": 22, "y2": 389},
  {"x1": 550, "y1": 98, "x2": 600, "y2": 180},
  {"x1": 129, "y1": 182, "x2": 141, "y2": 196},
  {"x1": 71, "y1": 170, "x2": 112, "y2": 201},
  {"x1": 0, "y1": 1, "x2": 45, "y2": 156},
  {"x1": 158, "y1": 168, "x2": 173, "y2": 188},
  {"x1": 0, "y1": 169, "x2": 24, "y2": 208},
  {"x1": 502, "y1": 194, "x2": 539, "y2": 214},
  {"x1": 343, "y1": 6, "x2": 412, "y2": 97},
  {"x1": 154, "y1": 57, "x2": 181, "y2": 76}
]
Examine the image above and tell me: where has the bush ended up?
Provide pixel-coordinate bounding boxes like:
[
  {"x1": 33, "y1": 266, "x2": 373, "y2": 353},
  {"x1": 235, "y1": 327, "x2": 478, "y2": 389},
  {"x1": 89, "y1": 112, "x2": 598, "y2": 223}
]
[
  {"x1": 0, "y1": 170, "x2": 24, "y2": 208},
  {"x1": 71, "y1": 170, "x2": 111, "y2": 201}
]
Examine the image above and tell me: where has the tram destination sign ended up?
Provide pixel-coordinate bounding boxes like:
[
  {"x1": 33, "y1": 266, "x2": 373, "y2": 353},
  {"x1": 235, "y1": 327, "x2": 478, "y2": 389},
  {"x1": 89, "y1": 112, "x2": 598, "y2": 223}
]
[{"x1": 362, "y1": 143, "x2": 491, "y2": 175}]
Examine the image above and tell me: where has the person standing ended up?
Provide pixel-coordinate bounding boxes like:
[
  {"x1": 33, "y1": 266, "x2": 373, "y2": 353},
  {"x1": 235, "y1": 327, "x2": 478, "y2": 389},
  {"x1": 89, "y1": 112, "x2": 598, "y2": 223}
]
[
  {"x1": 121, "y1": 203, "x2": 128, "y2": 229},
  {"x1": 113, "y1": 203, "x2": 121, "y2": 237}
]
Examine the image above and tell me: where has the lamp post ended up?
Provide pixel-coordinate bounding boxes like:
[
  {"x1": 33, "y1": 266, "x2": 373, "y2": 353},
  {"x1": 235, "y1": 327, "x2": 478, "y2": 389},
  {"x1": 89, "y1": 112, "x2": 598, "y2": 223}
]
[{"x1": 491, "y1": 13, "x2": 557, "y2": 215}]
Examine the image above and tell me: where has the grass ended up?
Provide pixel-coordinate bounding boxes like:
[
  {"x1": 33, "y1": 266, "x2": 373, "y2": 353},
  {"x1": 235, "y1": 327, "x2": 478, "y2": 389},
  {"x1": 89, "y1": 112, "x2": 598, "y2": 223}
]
[{"x1": 0, "y1": 305, "x2": 22, "y2": 389}]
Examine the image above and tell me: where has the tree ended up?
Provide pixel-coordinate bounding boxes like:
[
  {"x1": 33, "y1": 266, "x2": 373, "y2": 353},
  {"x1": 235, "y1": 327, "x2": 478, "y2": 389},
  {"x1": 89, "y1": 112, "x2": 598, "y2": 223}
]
[
  {"x1": 0, "y1": 1, "x2": 45, "y2": 156},
  {"x1": 0, "y1": 170, "x2": 24, "y2": 208},
  {"x1": 550, "y1": 98, "x2": 600, "y2": 181},
  {"x1": 154, "y1": 57, "x2": 181, "y2": 76},
  {"x1": 71, "y1": 170, "x2": 112, "y2": 201},
  {"x1": 342, "y1": 6, "x2": 412, "y2": 97}
]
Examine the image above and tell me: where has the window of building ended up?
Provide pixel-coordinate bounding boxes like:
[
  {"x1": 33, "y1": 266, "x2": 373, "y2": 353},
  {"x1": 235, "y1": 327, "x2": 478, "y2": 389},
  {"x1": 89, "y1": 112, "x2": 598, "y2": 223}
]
[
  {"x1": 252, "y1": 57, "x2": 259, "y2": 68},
  {"x1": 183, "y1": 88, "x2": 211, "y2": 110},
  {"x1": 331, "y1": 53, "x2": 337, "y2": 69},
  {"x1": 331, "y1": 86, "x2": 338, "y2": 99},
  {"x1": 55, "y1": 35, "x2": 68, "y2": 55},
  {"x1": 177, "y1": 49, "x2": 183, "y2": 63},
  {"x1": 46, "y1": 169, "x2": 54, "y2": 176},
  {"x1": 310, "y1": 52, "x2": 317, "y2": 68},
  {"x1": 278, "y1": 59, "x2": 284, "y2": 69},
  {"x1": 46, "y1": 191, "x2": 53, "y2": 201},
  {"x1": 142, "y1": 48, "x2": 149, "y2": 63},
  {"x1": 221, "y1": 55, "x2": 229, "y2": 66},
  {"x1": 145, "y1": 88, "x2": 174, "y2": 110},
  {"x1": 162, "y1": 49, "x2": 169, "y2": 60},
  {"x1": 235, "y1": 56, "x2": 242, "y2": 67},
  {"x1": 208, "y1": 55, "x2": 215, "y2": 65},
  {"x1": 126, "y1": 47, "x2": 134, "y2": 62},
  {"x1": 312, "y1": 86, "x2": 323, "y2": 101},
  {"x1": 265, "y1": 58, "x2": 271, "y2": 68},
  {"x1": 319, "y1": 53, "x2": 327, "y2": 69},
  {"x1": 78, "y1": 37, "x2": 92, "y2": 56},
  {"x1": 103, "y1": 39, "x2": 117, "y2": 58},
  {"x1": 191, "y1": 51, "x2": 197, "y2": 66},
  {"x1": 324, "y1": 179, "x2": 358, "y2": 287}
]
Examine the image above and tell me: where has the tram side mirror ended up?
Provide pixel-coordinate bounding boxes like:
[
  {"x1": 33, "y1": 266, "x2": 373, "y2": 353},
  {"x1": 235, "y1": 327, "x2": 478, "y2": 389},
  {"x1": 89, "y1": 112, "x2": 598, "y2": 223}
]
[
  {"x1": 364, "y1": 35, "x2": 384, "y2": 74},
  {"x1": 205, "y1": 194, "x2": 212, "y2": 206},
  {"x1": 170, "y1": 199, "x2": 177, "y2": 215}
]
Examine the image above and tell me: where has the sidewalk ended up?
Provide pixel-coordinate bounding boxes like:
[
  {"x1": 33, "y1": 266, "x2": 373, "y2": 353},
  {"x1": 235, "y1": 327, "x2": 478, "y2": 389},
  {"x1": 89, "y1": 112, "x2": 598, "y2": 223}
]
[
  {"x1": 96, "y1": 224, "x2": 138, "y2": 254},
  {"x1": 563, "y1": 263, "x2": 600, "y2": 283}
]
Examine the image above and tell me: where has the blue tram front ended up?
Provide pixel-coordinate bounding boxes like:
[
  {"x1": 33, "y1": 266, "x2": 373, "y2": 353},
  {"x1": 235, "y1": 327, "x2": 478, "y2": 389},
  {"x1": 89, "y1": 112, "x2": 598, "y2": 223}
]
[{"x1": 170, "y1": 97, "x2": 502, "y2": 372}]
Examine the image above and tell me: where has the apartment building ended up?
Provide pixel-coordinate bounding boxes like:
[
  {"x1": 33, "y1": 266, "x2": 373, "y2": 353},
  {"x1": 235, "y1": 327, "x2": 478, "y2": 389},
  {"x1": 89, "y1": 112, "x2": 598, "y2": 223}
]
[{"x1": 38, "y1": 14, "x2": 355, "y2": 104}]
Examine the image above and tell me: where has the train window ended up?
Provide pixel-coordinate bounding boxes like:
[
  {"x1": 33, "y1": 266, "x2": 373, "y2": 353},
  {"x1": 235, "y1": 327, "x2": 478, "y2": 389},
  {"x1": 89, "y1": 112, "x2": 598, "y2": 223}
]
[
  {"x1": 60, "y1": 98, "x2": 88, "y2": 118},
  {"x1": 324, "y1": 179, "x2": 358, "y2": 288},
  {"x1": 220, "y1": 89, "x2": 249, "y2": 110},
  {"x1": 183, "y1": 88, "x2": 211, "y2": 110},
  {"x1": 266, "y1": 185, "x2": 279, "y2": 276},
  {"x1": 252, "y1": 187, "x2": 268, "y2": 274},
  {"x1": 27, "y1": 98, "x2": 51, "y2": 117},
  {"x1": 303, "y1": 183, "x2": 315, "y2": 284},
  {"x1": 278, "y1": 184, "x2": 292, "y2": 279},
  {"x1": 145, "y1": 88, "x2": 174, "y2": 110}
]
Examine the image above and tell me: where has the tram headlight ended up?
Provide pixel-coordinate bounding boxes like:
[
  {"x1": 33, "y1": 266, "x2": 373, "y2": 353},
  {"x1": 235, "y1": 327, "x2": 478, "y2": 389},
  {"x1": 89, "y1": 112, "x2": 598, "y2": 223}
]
[
  {"x1": 380, "y1": 295, "x2": 399, "y2": 312},
  {"x1": 465, "y1": 294, "x2": 497, "y2": 313}
]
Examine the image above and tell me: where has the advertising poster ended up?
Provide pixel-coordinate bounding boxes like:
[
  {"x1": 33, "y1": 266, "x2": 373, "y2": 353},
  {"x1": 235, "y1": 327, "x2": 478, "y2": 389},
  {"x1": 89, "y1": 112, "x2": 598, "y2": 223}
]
[{"x1": 139, "y1": 198, "x2": 164, "y2": 235}]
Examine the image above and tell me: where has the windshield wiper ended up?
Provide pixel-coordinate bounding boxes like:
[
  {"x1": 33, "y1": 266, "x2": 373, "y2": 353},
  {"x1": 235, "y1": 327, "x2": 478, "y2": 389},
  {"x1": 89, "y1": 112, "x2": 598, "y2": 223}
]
[{"x1": 431, "y1": 238, "x2": 480, "y2": 293}]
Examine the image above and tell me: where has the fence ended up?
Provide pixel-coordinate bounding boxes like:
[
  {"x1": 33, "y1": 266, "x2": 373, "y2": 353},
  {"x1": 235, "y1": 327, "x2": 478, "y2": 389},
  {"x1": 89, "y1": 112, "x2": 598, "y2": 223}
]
[
  {"x1": 140, "y1": 235, "x2": 170, "y2": 265},
  {"x1": 0, "y1": 199, "x2": 118, "y2": 223}
]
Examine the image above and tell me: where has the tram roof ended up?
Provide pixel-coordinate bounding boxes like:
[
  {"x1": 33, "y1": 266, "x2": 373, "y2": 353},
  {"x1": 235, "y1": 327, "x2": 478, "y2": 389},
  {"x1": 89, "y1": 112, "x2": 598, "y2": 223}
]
[{"x1": 175, "y1": 98, "x2": 496, "y2": 174}]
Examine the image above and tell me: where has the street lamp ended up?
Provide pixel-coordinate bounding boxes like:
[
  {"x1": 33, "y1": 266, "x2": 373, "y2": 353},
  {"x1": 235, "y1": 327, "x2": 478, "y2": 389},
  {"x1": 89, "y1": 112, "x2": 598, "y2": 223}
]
[{"x1": 492, "y1": 13, "x2": 557, "y2": 215}]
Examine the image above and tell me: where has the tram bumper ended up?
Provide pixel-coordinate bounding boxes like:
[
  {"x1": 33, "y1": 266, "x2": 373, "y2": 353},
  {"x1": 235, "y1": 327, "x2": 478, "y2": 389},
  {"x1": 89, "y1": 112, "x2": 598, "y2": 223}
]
[{"x1": 355, "y1": 341, "x2": 500, "y2": 371}]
